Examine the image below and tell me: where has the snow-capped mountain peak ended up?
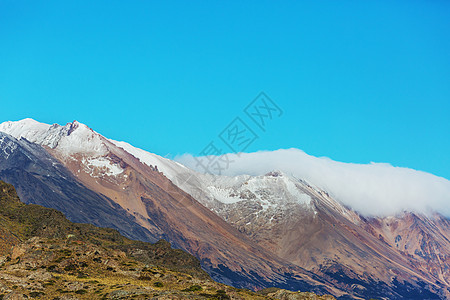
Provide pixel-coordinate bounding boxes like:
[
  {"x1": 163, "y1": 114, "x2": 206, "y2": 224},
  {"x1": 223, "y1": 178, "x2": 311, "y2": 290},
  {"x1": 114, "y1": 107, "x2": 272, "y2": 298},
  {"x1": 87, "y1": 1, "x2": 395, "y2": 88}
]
[
  {"x1": 55, "y1": 121, "x2": 108, "y2": 156},
  {"x1": 0, "y1": 119, "x2": 123, "y2": 180},
  {"x1": 264, "y1": 170, "x2": 284, "y2": 177},
  {"x1": 0, "y1": 118, "x2": 108, "y2": 156}
]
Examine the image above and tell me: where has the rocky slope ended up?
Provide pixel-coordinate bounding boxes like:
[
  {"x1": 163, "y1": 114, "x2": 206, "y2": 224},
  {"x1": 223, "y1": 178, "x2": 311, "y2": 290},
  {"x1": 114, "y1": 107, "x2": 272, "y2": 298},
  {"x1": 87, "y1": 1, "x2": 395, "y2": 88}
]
[
  {"x1": 0, "y1": 180, "x2": 336, "y2": 300},
  {"x1": 164, "y1": 169, "x2": 450, "y2": 299},
  {"x1": 0, "y1": 120, "x2": 340, "y2": 296}
]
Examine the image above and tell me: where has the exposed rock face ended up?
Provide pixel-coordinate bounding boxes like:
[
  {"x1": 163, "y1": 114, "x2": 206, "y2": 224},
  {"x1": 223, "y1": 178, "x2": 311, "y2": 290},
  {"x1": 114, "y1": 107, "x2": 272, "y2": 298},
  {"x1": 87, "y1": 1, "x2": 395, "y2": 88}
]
[{"x1": 362, "y1": 213, "x2": 450, "y2": 287}]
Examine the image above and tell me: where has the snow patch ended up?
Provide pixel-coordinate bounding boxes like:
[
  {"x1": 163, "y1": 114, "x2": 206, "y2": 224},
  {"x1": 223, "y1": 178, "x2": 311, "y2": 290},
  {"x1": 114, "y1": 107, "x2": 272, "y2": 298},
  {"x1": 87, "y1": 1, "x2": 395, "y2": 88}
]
[
  {"x1": 109, "y1": 139, "x2": 188, "y2": 178},
  {"x1": 0, "y1": 135, "x2": 18, "y2": 159},
  {"x1": 82, "y1": 156, "x2": 124, "y2": 177}
]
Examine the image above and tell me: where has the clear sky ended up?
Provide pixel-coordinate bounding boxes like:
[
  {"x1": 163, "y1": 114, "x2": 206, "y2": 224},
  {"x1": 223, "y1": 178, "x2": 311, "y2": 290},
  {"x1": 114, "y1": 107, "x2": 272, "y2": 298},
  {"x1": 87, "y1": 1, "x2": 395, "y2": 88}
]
[{"x1": 1, "y1": 1, "x2": 449, "y2": 179}]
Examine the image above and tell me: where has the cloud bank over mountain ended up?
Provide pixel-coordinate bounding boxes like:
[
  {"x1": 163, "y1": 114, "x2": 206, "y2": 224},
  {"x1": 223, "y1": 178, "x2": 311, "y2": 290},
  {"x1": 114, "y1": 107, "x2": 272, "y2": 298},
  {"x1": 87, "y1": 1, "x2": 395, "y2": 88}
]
[{"x1": 176, "y1": 148, "x2": 450, "y2": 217}]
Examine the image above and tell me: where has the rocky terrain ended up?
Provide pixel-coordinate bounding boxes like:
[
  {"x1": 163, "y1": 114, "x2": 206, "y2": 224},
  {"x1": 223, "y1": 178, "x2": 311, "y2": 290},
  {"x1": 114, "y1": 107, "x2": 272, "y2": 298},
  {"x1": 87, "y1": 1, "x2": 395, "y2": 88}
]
[{"x1": 0, "y1": 180, "x2": 337, "y2": 300}]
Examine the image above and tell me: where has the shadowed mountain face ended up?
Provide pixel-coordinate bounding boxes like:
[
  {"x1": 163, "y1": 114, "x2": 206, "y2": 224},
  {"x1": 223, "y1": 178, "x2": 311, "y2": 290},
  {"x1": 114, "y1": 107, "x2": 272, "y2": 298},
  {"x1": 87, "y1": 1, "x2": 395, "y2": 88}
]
[
  {"x1": 0, "y1": 119, "x2": 449, "y2": 299},
  {"x1": 0, "y1": 132, "x2": 155, "y2": 243}
]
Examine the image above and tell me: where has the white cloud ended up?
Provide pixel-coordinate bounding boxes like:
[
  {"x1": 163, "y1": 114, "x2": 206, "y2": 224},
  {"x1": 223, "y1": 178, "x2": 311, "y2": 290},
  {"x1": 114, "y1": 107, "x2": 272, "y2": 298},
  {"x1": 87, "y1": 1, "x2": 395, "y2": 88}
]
[{"x1": 176, "y1": 148, "x2": 450, "y2": 217}]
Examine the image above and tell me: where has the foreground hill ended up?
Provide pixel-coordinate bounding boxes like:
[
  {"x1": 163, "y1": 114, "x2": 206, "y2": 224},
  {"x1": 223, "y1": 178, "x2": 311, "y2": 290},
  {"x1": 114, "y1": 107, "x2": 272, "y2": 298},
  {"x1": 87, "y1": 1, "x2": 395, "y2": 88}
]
[{"x1": 0, "y1": 180, "x2": 335, "y2": 300}]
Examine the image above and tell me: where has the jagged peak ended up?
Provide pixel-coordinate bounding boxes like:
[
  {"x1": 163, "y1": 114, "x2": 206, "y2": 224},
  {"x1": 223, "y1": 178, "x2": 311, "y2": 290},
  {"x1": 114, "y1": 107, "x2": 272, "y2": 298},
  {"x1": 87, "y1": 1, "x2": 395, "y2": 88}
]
[{"x1": 67, "y1": 120, "x2": 86, "y2": 128}]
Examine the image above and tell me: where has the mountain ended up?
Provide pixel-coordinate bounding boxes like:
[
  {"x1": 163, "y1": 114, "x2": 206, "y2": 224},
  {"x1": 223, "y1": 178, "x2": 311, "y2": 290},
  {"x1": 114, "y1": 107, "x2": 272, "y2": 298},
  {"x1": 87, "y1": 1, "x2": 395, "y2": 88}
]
[
  {"x1": 144, "y1": 162, "x2": 450, "y2": 299},
  {"x1": 0, "y1": 119, "x2": 339, "y2": 296},
  {"x1": 0, "y1": 180, "x2": 338, "y2": 300},
  {"x1": 0, "y1": 118, "x2": 449, "y2": 299}
]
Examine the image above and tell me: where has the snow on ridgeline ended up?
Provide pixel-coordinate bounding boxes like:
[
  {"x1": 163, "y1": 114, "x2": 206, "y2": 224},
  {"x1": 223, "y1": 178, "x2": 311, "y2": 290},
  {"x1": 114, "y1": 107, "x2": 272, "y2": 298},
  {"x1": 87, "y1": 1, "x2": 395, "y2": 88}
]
[
  {"x1": 108, "y1": 139, "x2": 189, "y2": 179},
  {"x1": 177, "y1": 150, "x2": 450, "y2": 217},
  {"x1": 2, "y1": 118, "x2": 450, "y2": 218},
  {"x1": 0, "y1": 118, "x2": 51, "y2": 144},
  {"x1": 0, "y1": 118, "x2": 108, "y2": 156},
  {"x1": 0, "y1": 118, "x2": 119, "y2": 176}
]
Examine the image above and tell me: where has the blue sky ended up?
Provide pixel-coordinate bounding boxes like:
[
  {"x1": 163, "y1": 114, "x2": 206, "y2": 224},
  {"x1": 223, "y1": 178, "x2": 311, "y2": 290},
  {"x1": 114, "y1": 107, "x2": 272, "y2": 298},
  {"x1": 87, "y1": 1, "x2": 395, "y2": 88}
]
[{"x1": 1, "y1": 1, "x2": 449, "y2": 179}]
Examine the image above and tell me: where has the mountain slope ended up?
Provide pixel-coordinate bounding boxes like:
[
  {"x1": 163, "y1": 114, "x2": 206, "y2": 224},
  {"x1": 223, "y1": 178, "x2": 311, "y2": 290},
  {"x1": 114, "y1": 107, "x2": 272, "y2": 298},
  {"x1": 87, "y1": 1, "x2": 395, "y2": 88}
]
[
  {"x1": 0, "y1": 131, "x2": 154, "y2": 243},
  {"x1": 0, "y1": 119, "x2": 340, "y2": 296},
  {"x1": 167, "y1": 171, "x2": 450, "y2": 298},
  {"x1": 2, "y1": 180, "x2": 316, "y2": 300},
  {"x1": 0, "y1": 180, "x2": 206, "y2": 278},
  {"x1": 158, "y1": 167, "x2": 449, "y2": 299}
]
